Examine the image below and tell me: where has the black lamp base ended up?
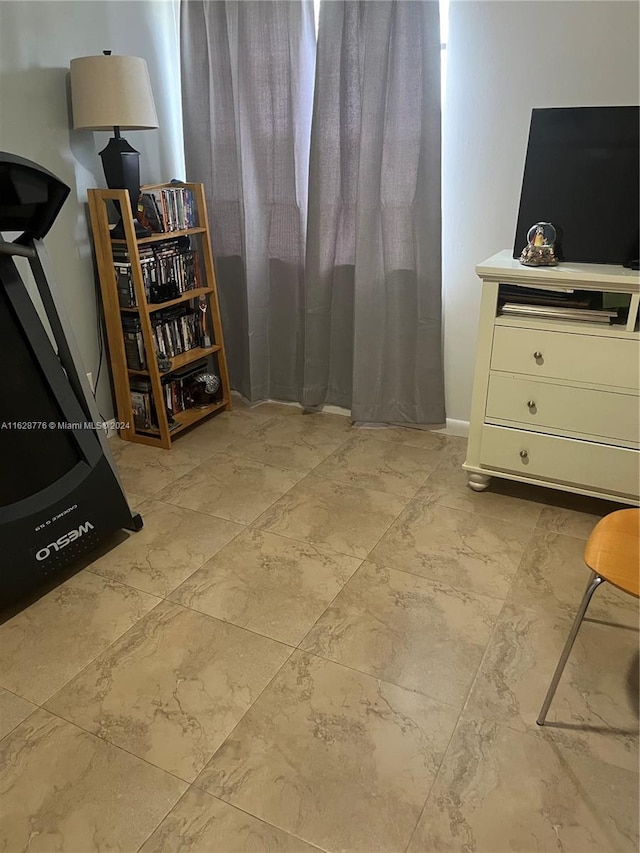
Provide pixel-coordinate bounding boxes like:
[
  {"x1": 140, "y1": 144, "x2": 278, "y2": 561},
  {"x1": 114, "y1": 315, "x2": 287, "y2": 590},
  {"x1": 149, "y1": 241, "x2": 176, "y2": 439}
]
[{"x1": 99, "y1": 134, "x2": 150, "y2": 238}]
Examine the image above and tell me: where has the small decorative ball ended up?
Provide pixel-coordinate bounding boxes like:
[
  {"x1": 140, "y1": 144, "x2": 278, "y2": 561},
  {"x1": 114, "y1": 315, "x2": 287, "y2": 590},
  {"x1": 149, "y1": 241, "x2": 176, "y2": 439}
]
[
  {"x1": 188, "y1": 372, "x2": 221, "y2": 407},
  {"x1": 196, "y1": 373, "x2": 220, "y2": 395}
]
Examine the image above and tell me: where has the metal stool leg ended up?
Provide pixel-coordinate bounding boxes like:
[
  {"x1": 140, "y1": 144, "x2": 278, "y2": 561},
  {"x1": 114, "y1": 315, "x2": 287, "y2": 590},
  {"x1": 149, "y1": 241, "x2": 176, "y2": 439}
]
[{"x1": 536, "y1": 571, "x2": 605, "y2": 726}]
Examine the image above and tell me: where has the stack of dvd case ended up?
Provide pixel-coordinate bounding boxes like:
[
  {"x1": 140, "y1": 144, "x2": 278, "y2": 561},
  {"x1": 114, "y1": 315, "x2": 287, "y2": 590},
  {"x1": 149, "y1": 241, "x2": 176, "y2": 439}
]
[
  {"x1": 130, "y1": 379, "x2": 155, "y2": 430},
  {"x1": 113, "y1": 237, "x2": 201, "y2": 307},
  {"x1": 121, "y1": 316, "x2": 145, "y2": 370}
]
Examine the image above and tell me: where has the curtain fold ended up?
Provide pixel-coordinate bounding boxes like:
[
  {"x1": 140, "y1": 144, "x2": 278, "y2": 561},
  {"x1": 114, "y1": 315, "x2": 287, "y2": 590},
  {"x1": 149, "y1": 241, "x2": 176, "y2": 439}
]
[
  {"x1": 180, "y1": 0, "x2": 316, "y2": 401},
  {"x1": 181, "y1": 0, "x2": 445, "y2": 425},
  {"x1": 304, "y1": 0, "x2": 445, "y2": 425}
]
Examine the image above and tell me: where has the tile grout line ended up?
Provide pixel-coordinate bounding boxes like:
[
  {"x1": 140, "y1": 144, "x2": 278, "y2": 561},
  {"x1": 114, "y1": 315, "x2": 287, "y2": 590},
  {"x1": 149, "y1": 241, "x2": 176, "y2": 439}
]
[
  {"x1": 0, "y1": 578, "x2": 165, "y2": 709},
  {"x1": 157, "y1": 596, "x2": 300, "y2": 651},
  {"x1": 400, "y1": 593, "x2": 514, "y2": 853},
  {"x1": 0, "y1": 685, "x2": 39, "y2": 744},
  {"x1": 132, "y1": 786, "x2": 195, "y2": 853},
  {"x1": 187, "y1": 647, "x2": 299, "y2": 791},
  {"x1": 0, "y1": 708, "x2": 39, "y2": 745},
  {"x1": 401, "y1": 709, "x2": 465, "y2": 853},
  {"x1": 84, "y1": 515, "x2": 250, "y2": 601},
  {"x1": 135, "y1": 785, "x2": 331, "y2": 853},
  {"x1": 29, "y1": 595, "x2": 168, "y2": 709},
  {"x1": 295, "y1": 646, "x2": 463, "y2": 713},
  {"x1": 33, "y1": 703, "x2": 193, "y2": 787},
  {"x1": 293, "y1": 560, "x2": 366, "y2": 655}
]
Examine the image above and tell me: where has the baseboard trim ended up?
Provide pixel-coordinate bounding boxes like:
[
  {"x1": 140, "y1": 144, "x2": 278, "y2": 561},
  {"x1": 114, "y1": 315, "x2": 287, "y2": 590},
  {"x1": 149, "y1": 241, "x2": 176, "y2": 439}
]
[
  {"x1": 439, "y1": 418, "x2": 470, "y2": 438},
  {"x1": 247, "y1": 396, "x2": 470, "y2": 439}
]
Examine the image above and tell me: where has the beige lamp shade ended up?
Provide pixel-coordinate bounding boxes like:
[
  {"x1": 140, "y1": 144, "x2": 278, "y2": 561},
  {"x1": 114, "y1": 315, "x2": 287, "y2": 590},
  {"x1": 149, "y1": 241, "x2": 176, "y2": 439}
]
[{"x1": 70, "y1": 54, "x2": 159, "y2": 131}]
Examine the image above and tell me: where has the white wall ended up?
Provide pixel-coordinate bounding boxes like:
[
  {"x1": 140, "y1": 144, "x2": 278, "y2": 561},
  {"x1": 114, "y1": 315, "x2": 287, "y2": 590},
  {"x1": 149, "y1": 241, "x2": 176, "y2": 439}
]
[
  {"x1": 0, "y1": 0, "x2": 184, "y2": 418},
  {"x1": 442, "y1": 0, "x2": 640, "y2": 426}
]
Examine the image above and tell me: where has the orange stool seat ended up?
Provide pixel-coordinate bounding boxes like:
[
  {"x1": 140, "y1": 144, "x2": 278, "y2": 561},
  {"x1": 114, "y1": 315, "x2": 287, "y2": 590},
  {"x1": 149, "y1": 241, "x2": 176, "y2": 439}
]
[
  {"x1": 537, "y1": 507, "x2": 639, "y2": 727},
  {"x1": 584, "y1": 508, "x2": 640, "y2": 598}
]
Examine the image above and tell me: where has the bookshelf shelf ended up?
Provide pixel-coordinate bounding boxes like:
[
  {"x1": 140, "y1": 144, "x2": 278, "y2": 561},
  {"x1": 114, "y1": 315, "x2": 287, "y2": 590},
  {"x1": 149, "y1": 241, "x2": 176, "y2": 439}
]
[
  {"x1": 88, "y1": 183, "x2": 232, "y2": 449},
  {"x1": 119, "y1": 287, "x2": 216, "y2": 315},
  {"x1": 134, "y1": 399, "x2": 229, "y2": 439},
  {"x1": 172, "y1": 398, "x2": 229, "y2": 432},
  {"x1": 127, "y1": 344, "x2": 222, "y2": 377},
  {"x1": 111, "y1": 226, "x2": 207, "y2": 245},
  {"x1": 147, "y1": 286, "x2": 215, "y2": 314}
]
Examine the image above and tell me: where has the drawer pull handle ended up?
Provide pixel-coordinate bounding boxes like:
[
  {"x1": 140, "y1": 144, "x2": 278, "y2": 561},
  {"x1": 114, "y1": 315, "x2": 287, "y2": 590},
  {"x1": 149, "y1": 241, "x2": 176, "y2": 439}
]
[
  {"x1": 527, "y1": 400, "x2": 536, "y2": 409},
  {"x1": 519, "y1": 449, "x2": 529, "y2": 460},
  {"x1": 533, "y1": 351, "x2": 543, "y2": 360}
]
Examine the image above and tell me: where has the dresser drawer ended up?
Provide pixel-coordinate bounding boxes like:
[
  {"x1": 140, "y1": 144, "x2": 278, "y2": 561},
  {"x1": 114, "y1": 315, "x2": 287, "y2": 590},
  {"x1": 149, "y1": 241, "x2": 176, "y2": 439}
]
[
  {"x1": 486, "y1": 374, "x2": 639, "y2": 445},
  {"x1": 479, "y1": 425, "x2": 640, "y2": 499},
  {"x1": 491, "y1": 326, "x2": 639, "y2": 389}
]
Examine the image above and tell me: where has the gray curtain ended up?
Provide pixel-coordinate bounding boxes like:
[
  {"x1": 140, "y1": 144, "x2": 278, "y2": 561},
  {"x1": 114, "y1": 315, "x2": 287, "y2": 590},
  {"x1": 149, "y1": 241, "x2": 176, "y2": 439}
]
[
  {"x1": 303, "y1": 0, "x2": 445, "y2": 425},
  {"x1": 180, "y1": 0, "x2": 316, "y2": 401}
]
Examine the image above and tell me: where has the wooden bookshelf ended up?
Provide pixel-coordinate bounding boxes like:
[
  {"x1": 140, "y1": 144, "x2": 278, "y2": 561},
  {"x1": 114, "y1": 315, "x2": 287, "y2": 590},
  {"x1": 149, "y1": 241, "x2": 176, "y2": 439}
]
[{"x1": 87, "y1": 182, "x2": 231, "y2": 449}]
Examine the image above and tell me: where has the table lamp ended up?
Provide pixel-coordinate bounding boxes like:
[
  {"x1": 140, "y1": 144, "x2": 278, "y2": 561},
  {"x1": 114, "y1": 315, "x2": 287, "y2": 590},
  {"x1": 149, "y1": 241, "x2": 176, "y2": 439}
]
[{"x1": 70, "y1": 51, "x2": 158, "y2": 236}]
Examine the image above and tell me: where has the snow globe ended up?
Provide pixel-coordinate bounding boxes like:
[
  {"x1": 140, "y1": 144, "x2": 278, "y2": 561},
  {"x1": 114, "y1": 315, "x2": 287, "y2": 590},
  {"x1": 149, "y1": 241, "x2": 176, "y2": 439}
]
[{"x1": 519, "y1": 221, "x2": 558, "y2": 266}]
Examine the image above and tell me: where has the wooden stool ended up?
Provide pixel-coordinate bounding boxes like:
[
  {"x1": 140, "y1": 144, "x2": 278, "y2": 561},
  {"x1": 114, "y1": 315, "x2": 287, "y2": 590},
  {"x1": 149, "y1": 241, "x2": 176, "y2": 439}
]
[{"x1": 537, "y1": 508, "x2": 640, "y2": 726}]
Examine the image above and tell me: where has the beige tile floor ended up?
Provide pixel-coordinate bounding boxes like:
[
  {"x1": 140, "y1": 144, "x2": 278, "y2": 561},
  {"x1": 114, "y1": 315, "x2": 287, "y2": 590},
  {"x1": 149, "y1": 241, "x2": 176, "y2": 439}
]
[{"x1": 1, "y1": 399, "x2": 638, "y2": 853}]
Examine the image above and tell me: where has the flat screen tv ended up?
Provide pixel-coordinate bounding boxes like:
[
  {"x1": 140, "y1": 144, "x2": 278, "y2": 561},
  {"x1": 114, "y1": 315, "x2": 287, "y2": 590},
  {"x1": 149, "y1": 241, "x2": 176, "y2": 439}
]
[{"x1": 513, "y1": 106, "x2": 639, "y2": 266}]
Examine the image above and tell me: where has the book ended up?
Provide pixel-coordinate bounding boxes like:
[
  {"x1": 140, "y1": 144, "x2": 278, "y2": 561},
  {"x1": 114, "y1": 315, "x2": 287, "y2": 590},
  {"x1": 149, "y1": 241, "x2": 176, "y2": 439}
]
[
  {"x1": 130, "y1": 389, "x2": 151, "y2": 430},
  {"x1": 501, "y1": 303, "x2": 618, "y2": 324},
  {"x1": 138, "y1": 194, "x2": 162, "y2": 233}
]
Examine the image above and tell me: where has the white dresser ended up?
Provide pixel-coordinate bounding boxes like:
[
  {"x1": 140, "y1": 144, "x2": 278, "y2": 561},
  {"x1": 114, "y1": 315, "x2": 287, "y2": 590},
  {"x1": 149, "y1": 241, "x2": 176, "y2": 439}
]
[{"x1": 463, "y1": 251, "x2": 640, "y2": 505}]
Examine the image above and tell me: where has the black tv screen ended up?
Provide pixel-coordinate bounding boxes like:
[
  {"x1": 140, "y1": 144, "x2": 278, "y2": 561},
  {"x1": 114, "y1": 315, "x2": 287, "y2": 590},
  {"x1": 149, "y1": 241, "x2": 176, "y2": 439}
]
[{"x1": 513, "y1": 106, "x2": 639, "y2": 266}]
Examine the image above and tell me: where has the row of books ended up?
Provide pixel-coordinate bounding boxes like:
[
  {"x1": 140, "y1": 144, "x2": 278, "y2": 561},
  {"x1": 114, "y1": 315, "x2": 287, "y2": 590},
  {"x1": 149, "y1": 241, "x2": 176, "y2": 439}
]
[
  {"x1": 121, "y1": 307, "x2": 205, "y2": 371},
  {"x1": 130, "y1": 362, "x2": 211, "y2": 432},
  {"x1": 138, "y1": 186, "x2": 197, "y2": 233},
  {"x1": 113, "y1": 237, "x2": 201, "y2": 307}
]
